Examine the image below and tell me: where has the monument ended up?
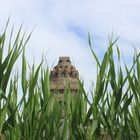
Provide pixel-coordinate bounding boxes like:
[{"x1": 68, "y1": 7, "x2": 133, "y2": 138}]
[{"x1": 50, "y1": 57, "x2": 79, "y2": 102}]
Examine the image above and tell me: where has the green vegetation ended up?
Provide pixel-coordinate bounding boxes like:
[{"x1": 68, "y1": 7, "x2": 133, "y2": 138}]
[{"x1": 0, "y1": 21, "x2": 140, "y2": 140}]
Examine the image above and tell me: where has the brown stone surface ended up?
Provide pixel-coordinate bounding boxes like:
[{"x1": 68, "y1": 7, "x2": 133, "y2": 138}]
[{"x1": 50, "y1": 56, "x2": 79, "y2": 97}]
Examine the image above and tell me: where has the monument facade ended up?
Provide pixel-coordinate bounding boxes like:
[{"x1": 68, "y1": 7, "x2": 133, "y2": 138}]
[{"x1": 50, "y1": 57, "x2": 79, "y2": 102}]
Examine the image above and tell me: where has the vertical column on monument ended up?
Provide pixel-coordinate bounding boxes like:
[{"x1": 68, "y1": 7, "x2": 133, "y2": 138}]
[{"x1": 50, "y1": 57, "x2": 79, "y2": 103}]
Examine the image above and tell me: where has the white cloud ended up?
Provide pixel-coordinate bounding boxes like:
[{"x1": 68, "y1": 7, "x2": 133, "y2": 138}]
[{"x1": 0, "y1": 0, "x2": 140, "y2": 91}]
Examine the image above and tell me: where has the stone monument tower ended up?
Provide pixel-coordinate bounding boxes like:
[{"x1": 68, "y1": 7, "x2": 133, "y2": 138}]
[{"x1": 50, "y1": 57, "x2": 79, "y2": 102}]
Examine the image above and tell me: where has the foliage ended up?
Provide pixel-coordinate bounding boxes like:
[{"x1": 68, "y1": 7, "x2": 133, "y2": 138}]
[{"x1": 0, "y1": 21, "x2": 140, "y2": 140}]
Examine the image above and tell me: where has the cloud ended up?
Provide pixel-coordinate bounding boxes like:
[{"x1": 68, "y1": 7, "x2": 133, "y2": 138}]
[{"x1": 0, "y1": 0, "x2": 140, "y2": 91}]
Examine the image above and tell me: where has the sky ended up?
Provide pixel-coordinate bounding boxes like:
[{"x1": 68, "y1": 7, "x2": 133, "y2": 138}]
[{"x1": 0, "y1": 0, "x2": 140, "y2": 91}]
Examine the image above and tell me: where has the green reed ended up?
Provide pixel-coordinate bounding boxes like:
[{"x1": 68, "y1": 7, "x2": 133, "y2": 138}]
[{"x1": 0, "y1": 21, "x2": 140, "y2": 140}]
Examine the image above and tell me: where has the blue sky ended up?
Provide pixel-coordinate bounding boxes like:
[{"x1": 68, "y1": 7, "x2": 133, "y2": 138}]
[{"x1": 0, "y1": 0, "x2": 140, "y2": 90}]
